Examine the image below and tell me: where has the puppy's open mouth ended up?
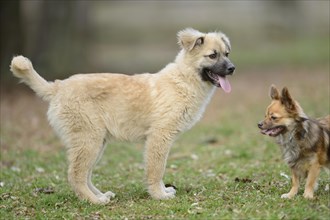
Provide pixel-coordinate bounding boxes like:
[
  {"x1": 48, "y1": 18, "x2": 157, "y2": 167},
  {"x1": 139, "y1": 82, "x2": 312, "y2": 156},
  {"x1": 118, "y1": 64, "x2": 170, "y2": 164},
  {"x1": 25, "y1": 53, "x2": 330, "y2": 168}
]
[
  {"x1": 207, "y1": 71, "x2": 231, "y2": 93},
  {"x1": 260, "y1": 126, "x2": 285, "y2": 137}
]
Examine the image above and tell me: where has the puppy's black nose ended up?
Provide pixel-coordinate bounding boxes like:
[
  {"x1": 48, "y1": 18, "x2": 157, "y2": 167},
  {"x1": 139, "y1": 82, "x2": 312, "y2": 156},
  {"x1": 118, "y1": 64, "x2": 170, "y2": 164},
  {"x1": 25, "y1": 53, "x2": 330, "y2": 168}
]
[
  {"x1": 227, "y1": 65, "x2": 235, "y2": 74},
  {"x1": 257, "y1": 122, "x2": 263, "y2": 129}
]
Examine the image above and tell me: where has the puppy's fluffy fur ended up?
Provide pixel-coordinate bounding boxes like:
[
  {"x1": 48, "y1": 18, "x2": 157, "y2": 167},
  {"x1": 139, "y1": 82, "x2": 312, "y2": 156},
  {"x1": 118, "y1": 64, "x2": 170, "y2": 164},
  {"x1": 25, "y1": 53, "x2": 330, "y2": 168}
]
[{"x1": 10, "y1": 28, "x2": 235, "y2": 204}]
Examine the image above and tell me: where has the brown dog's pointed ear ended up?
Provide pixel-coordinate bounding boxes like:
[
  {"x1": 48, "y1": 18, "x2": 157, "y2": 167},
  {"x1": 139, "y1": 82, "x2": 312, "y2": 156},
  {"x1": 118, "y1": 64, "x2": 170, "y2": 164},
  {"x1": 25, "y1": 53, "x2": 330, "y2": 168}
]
[
  {"x1": 177, "y1": 28, "x2": 204, "y2": 51},
  {"x1": 269, "y1": 85, "x2": 280, "y2": 100},
  {"x1": 281, "y1": 87, "x2": 297, "y2": 112}
]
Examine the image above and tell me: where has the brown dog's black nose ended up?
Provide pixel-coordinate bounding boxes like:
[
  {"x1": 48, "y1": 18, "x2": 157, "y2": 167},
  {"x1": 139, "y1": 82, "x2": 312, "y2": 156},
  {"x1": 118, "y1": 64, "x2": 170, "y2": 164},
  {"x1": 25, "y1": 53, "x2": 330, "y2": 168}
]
[{"x1": 257, "y1": 122, "x2": 263, "y2": 129}]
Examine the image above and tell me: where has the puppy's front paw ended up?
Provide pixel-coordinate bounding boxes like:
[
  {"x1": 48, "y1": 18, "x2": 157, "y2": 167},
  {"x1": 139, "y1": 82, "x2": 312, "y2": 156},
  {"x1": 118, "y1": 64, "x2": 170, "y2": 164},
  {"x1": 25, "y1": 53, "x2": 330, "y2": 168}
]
[
  {"x1": 149, "y1": 184, "x2": 176, "y2": 200},
  {"x1": 165, "y1": 186, "x2": 176, "y2": 194},
  {"x1": 164, "y1": 183, "x2": 177, "y2": 194},
  {"x1": 152, "y1": 191, "x2": 176, "y2": 200}
]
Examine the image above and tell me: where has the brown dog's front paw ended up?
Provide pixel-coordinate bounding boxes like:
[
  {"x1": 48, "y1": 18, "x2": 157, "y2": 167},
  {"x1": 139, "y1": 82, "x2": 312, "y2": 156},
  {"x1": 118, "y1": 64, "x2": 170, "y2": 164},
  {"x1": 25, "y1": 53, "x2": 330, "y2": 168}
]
[
  {"x1": 281, "y1": 193, "x2": 295, "y2": 199},
  {"x1": 303, "y1": 191, "x2": 314, "y2": 199}
]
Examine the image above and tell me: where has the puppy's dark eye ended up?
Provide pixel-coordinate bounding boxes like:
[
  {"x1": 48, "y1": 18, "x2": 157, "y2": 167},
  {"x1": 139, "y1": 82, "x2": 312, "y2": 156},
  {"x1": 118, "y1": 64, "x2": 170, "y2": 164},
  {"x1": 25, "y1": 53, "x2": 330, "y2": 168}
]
[
  {"x1": 208, "y1": 53, "x2": 217, "y2": 59},
  {"x1": 225, "y1": 52, "x2": 229, "y2": 57},
  {"x1": 271, "y1": 116, "x2": 277, "y2": 120}
]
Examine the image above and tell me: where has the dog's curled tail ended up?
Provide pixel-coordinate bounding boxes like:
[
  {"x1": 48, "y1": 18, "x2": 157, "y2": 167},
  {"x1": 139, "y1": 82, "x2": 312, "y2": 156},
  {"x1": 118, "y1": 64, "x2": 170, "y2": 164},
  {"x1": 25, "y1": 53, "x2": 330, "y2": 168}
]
[{"x1": 10, "y1": 56, "x2": 55, "y2": 102}]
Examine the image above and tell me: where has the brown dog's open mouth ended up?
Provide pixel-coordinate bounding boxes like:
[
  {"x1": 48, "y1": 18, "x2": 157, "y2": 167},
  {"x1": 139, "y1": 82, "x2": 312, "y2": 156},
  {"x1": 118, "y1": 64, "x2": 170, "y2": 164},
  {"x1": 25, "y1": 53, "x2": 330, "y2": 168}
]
[{"x1": 261, "y1": 126, "x2": 285, "y2": 137}]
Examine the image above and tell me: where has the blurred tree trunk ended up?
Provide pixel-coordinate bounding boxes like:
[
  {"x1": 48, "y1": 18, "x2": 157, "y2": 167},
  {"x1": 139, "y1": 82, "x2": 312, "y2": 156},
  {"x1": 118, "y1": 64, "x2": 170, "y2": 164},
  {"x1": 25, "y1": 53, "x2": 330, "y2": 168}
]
[
  {"x1": 31, "y1": 1, "x2": 90, "y2": 78},
  {"x1": 0, "y1": 0, "x2": 24, "y2": 84},
  {"x1": 0, "y1": 0, "x2": 90, "y2": 88}
]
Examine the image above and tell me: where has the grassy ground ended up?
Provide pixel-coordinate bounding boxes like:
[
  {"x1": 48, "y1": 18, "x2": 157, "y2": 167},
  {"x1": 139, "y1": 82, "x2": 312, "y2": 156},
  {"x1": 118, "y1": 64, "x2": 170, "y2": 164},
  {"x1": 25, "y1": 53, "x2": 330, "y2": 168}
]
[{"x1": 1, "y1": 67, "x2": 329, "y2": 219}]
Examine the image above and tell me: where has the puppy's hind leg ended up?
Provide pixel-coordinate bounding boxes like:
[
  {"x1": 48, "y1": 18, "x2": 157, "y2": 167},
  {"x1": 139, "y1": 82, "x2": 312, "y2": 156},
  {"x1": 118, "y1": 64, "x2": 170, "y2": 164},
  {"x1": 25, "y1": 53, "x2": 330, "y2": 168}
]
[
  {"x1": 87, "y1": 141, "x2": 115, "y2": 200},
  {"x1": 145, "y1": 131, "x2": 177, "y2": 200},
  {"x1": 67, "y1": 134, "x2": 112, "y2": 204}
]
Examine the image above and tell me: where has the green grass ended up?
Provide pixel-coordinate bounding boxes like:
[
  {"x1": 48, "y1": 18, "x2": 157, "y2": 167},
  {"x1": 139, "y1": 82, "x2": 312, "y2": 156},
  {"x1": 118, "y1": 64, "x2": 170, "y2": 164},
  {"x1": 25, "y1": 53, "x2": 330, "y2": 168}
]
[
  {"x1": 1, "y1": 69, "x2": 329, "y2": 219},
  {"x1": 1, "y1": 124, "x2": 329, "y2": 219}
]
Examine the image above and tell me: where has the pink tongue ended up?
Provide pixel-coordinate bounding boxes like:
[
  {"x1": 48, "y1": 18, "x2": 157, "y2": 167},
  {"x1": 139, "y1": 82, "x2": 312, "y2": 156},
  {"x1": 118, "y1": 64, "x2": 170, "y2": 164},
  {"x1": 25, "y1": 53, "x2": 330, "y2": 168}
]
[{"x1": 218, "y1": 76, "x2": 231, "y2": 93}]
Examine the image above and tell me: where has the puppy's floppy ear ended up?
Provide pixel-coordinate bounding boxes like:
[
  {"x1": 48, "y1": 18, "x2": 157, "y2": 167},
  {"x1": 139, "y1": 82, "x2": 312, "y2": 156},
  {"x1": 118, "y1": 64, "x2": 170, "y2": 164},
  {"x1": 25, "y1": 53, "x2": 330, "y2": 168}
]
[
  {"x1": 177, "y1": 28, "x2": 204, "y2": 51},
  {"x1": 281, "y1": 87, "x2": 297, "y2": 113},
  {"x1": 269, "y1": 84, "x2": 280, "y2": 100}
]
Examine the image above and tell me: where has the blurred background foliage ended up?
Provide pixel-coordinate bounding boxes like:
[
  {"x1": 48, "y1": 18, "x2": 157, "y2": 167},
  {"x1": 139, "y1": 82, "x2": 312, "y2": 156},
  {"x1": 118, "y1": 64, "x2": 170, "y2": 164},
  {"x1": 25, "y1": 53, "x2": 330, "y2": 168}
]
[{"x1": 0, "y1": 0, "x2": 329, "y2": 86}]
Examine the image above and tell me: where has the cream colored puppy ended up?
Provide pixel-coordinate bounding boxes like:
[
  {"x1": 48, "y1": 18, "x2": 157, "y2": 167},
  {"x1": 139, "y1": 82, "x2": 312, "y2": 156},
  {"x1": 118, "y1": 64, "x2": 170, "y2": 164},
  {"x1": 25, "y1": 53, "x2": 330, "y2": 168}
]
[{"x1": 10, "y1": 28, "x2": 235, "y2": 204}]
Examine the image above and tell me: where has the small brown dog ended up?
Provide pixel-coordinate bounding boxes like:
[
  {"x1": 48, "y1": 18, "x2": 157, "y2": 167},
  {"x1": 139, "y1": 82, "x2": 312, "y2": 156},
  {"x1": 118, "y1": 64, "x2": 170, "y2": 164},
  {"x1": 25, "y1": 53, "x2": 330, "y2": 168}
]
[{"x1": 258, "y1": 85, "x2": 329, "y2": 199}]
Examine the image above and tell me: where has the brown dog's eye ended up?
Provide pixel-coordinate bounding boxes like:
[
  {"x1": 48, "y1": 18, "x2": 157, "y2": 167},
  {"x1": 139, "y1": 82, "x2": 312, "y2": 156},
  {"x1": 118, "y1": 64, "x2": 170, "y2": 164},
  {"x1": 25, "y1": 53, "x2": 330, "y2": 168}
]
[
  {"x1": 208, "y1": 53, "x2": 217, "y2": 59},
  {"x1": 271, "y1": 116, "x2": 277, "y2": 120}
]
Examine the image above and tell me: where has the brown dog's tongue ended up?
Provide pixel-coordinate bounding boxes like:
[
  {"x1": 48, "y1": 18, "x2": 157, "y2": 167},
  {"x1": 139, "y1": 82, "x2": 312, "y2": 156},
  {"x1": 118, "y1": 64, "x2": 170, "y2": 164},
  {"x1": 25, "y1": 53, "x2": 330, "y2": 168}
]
[{"x1": 218, "y1": 76, "x2": 231, "y2": 93}]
